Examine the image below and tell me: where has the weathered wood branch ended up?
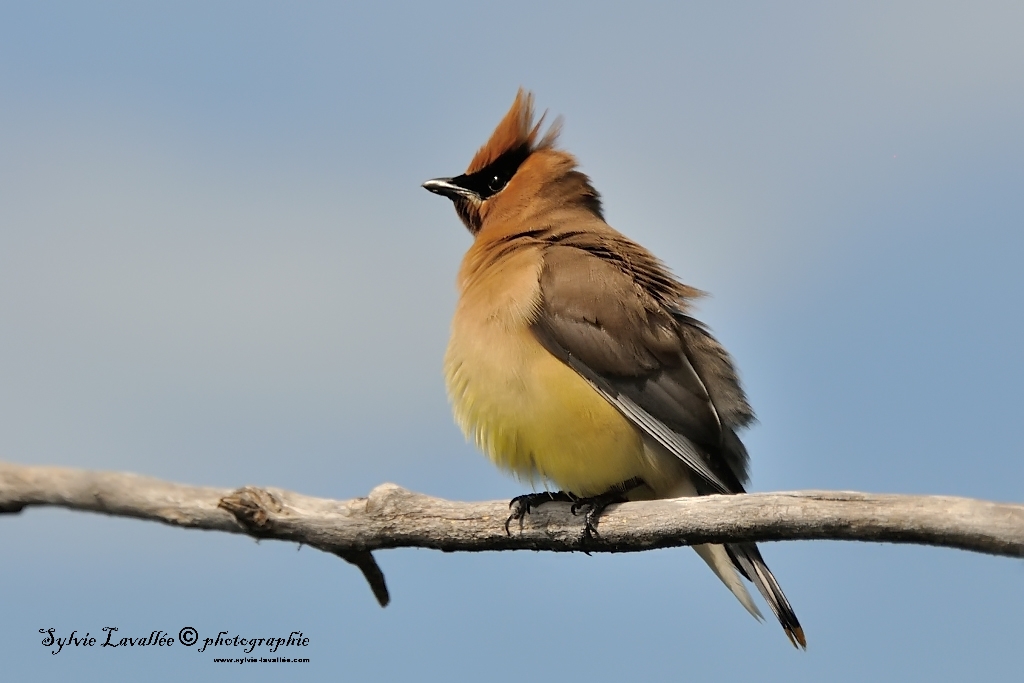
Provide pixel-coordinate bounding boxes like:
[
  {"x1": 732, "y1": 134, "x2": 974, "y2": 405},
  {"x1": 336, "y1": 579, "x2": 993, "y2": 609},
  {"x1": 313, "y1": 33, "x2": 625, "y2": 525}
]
[{"x1": 2, "y1": 461, "x2": 1022, "y2": 607}]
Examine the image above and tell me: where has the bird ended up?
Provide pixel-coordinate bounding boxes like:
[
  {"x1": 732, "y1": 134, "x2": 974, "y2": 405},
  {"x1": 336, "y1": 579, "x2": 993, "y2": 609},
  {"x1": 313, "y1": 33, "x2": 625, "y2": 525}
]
[{"x1": 423, "y1": 89, "x2": 805, "y2": 648}]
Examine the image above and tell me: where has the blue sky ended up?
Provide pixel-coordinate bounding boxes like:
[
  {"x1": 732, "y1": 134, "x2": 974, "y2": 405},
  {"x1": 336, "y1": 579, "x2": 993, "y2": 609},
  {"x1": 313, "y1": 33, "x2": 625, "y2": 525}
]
[{"x1": 3, "y1": 2, "x2": 1022, "y2": 680}]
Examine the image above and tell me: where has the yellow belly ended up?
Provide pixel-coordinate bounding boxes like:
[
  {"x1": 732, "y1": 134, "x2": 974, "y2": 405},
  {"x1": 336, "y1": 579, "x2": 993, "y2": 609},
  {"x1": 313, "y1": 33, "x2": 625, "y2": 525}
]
[
  {"x1": 445, "y1": 315, "x2": 656, "y2": 497},
  {"x1": 445, "y1": 243, "x2": 679, "y2": 496}
]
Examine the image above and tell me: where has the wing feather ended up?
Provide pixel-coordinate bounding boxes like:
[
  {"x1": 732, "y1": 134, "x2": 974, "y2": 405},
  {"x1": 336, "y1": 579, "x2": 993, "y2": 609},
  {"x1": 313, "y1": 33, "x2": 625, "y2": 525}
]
[{"x1": 531, "y1": 242, "x2": 751, "y2": 494}]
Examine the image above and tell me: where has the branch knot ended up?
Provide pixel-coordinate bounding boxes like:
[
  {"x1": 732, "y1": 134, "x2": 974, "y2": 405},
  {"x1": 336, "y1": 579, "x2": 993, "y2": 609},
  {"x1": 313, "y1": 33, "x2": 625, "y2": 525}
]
[{"x1": 219, "y1": 486, "x2": 284, "y2": 533}]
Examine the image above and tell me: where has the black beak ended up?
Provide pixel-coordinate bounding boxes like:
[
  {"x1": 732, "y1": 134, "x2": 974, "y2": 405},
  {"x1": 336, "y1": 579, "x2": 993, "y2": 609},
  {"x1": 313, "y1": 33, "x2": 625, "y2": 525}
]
[{"x1": 422, "y1": 177, "x2": 479, "y2": 202}]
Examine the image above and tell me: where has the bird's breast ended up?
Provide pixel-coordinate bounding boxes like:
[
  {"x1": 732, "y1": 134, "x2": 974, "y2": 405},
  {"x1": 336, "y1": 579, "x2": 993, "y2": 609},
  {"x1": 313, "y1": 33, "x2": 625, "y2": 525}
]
[{"x1": 443, "y1": 246, "x2": 652, "y2": 496}]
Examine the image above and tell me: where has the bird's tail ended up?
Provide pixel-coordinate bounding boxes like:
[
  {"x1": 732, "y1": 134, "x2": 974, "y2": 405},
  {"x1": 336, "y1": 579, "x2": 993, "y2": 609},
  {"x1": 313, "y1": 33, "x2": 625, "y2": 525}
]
[
  {"x1": 725, "y1": 542, "x2": 806, "y2": 649},
  {"x1": 655, "y1": 466, "x2": 806, "y2": 648},
  {"x1": 692, "y1": 543, "x2": 762, "y2": 619}
]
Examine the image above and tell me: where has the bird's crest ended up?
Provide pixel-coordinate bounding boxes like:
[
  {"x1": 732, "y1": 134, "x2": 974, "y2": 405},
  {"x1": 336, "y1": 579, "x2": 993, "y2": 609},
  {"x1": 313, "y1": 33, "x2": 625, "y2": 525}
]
[{"x1": 466, "y1": 89, "x2": 562, "y2": 174}]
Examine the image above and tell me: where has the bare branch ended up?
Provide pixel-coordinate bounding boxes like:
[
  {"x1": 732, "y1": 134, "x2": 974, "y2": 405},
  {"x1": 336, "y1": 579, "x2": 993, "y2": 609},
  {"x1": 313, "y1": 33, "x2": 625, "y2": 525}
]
[{"x1": 2, "y1": 461, "x2": 1022, "y2": 605}]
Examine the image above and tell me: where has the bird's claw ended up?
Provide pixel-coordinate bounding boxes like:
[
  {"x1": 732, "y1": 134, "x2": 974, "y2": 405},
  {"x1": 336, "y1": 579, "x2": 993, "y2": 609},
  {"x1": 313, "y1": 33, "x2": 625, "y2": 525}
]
[
  {"x1": 504, "y1": 495, "x2": 532, "y2": 536},
  {"x1": 504, "y1": 491, "x2": 575, "y2": 536},
  {"x1": 503, "y1": 488, "x2": 628, "y2": 546},
  {"x1": 569, "y1": 492, "x2": 630, "y2": 550}
]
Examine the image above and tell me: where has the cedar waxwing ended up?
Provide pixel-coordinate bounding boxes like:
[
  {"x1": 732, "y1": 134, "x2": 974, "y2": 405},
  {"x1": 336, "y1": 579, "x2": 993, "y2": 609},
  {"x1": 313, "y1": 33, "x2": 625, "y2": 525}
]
[{"x1": 423, "y1": 90, "x2": 805, "y2": 648}]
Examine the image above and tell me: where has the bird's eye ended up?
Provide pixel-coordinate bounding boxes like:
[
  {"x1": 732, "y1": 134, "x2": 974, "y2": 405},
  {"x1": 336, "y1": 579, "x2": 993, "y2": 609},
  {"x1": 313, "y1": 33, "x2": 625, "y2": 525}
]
[{"x1": 464, "y1": 143, "x2": 529, "y2": 199}]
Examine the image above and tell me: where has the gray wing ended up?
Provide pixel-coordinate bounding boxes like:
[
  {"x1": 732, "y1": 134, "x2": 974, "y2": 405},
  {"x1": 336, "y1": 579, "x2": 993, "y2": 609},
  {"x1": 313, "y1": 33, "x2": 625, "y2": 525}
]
[{"x1": 529, "y1": 243, "x2": 752, "y2": 495}]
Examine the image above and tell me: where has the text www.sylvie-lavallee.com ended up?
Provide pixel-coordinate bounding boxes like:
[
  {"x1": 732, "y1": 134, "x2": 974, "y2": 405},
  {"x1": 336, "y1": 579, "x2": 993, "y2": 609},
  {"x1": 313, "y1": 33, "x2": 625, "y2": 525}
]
[{"x1": 214, "y1": 656, "x2": 310, "y2": 664}]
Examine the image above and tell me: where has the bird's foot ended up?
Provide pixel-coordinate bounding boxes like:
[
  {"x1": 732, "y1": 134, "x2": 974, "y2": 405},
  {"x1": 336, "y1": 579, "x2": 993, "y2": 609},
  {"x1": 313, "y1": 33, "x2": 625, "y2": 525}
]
[
  {"x1": 505, "y1": 491, "x2": 575, "y2": 536},
  {"x1": 570, "y1": 477, "x2": 647, "y2": 549},
  {"x1": 570, "y1": 491, "x2": 626, "y2": 546}
]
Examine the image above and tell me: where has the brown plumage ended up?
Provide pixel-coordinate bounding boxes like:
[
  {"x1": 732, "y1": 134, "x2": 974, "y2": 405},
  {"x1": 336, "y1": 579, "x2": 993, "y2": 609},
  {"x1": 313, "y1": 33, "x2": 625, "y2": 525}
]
[{"x1": 424, "y1": 89, "x2": 805, "y2": 648}]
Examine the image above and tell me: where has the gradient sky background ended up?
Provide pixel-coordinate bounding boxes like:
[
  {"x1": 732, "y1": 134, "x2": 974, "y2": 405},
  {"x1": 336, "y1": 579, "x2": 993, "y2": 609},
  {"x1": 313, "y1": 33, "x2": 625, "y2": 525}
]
[{"x1": 3, "y1": 2, "x2": 1023, "y2": 681}]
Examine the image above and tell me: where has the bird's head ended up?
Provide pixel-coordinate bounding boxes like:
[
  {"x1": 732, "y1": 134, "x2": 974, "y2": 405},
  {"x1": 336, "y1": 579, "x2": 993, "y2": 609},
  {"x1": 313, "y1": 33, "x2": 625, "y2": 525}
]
[{"x1": 423, "y1": 89, "x2": 602, "y2": 236}]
